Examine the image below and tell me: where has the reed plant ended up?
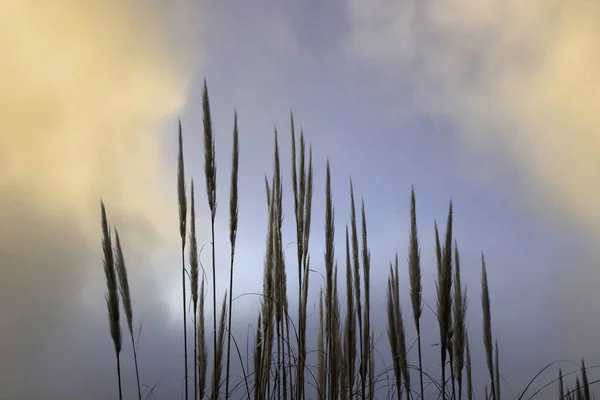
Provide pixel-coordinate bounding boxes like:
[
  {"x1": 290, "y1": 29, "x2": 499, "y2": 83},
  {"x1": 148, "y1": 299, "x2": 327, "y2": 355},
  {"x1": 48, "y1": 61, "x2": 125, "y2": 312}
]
[{"x1": 98, "y1": 81, "x2": 597, "y2": 400}]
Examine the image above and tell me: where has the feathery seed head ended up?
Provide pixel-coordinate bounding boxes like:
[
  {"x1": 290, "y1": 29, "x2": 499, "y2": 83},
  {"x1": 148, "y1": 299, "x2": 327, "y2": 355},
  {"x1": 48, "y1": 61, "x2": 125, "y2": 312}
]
[
  {"x1": 409, "y1": 186, "x2": 423, "y2": 326},
  {"x1": 177, "y1": 120, "x2": 187, "y2": 245},
  {"x1": 189, "y1": 180, "x2": 199, "y2": 309},
  {"x1": 202, "y1": 80, "x2": 217, "y2": 218},
  {"x1": 100, "y1": 202, "x2": 121, "y2": 355},
  {"x1": 229, "y1": 111, "x2": 239, "y2": 249}
]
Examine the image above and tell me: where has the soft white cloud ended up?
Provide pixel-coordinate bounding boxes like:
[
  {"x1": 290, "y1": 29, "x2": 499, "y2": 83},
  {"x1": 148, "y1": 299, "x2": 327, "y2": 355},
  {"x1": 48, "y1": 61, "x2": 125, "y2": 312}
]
[
  {"x1": 345, "y1": 0, "x2": 600, "y2": 235},
  {"x1": 345, "y1": 0, "x2": 600, "y2": 374}
]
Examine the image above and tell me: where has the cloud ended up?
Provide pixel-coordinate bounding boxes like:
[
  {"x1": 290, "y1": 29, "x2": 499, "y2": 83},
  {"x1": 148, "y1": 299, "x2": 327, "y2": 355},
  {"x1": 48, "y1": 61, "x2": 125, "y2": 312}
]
[
  {"x1": 345, "y1": 0, "x2": 600, "y2": 236},
  {"x1": 0, "y1": 1, "x2": 198, "y2": 397},
  {"x1": 344, "y1": 0, "x2": 600, "y2": 377},
  {"x1": 0, "y1": 0, "x2": 193, "y2": 236}
]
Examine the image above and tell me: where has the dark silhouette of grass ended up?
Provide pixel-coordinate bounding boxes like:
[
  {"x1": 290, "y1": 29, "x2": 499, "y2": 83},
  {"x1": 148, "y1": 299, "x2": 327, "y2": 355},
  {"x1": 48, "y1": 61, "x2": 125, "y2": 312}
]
[{"x1": 98, "y1": 81, "x2": 597, "y2": 400}]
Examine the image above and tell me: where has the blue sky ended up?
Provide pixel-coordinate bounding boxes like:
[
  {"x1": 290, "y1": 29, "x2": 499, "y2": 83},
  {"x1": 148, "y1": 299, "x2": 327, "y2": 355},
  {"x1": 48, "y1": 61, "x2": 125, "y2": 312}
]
[{"x1": 2, "y1": 1, "x2": 600, "y2": 398}]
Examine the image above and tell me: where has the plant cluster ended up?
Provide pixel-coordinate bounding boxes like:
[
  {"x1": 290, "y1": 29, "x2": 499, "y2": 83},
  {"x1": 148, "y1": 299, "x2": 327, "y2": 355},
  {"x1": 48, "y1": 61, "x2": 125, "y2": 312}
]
[{"x1": 99, "y1": 81, "x2": 594, "y2": 400}]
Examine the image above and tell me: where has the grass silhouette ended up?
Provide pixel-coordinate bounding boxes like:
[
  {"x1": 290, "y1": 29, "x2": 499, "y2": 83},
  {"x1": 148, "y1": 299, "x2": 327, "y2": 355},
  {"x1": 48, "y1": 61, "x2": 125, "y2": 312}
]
[{"x1": 99, "y1": 81, "x2": 596, "y2": 400}]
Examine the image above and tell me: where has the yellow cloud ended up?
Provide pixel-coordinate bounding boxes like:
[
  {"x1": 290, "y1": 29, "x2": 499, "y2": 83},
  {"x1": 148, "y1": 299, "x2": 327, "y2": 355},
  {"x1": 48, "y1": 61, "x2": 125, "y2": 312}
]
[
  {"x1": 0, "y1": 0, "x2": 195, "y2": 241},
  {"x1": 346, "y1": 0, "x2": 600, "y2": 235}
]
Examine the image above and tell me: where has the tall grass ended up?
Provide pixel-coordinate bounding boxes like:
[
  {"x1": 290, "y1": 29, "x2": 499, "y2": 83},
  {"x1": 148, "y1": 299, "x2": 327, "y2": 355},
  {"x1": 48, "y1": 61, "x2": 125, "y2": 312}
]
[
  {"x1": 177, "y1": 119, "x2": 189, "y2": 400},
  {"x1": 224, "y1": 111, "x2": 240, "y2": 399},
  {"x1": 98, "y1": 82, "x2": 597, "y2": 400},
  {"x1": 100, "y1": 201, "x2": 123, "y2": 400},
  {"x1": 481, "y1": 255, "x2": 496, "y2": 400},
  {"x1": 408, "y1": 187, "x2": 423, "y2": 400},
  {"x1": 435, "y1": 204, "x2": 454, "y2": 400},
  {"x1": 291, "y1": 118, "x2": 313, "y2": 400},
  {"x1": 114, "y1": 228, "x2": 142, "y2": 400},
  {"x1": 453, "y1": 241, "x2": 467, "y2": 400},
  {"x1": 190, "y1": 179, "x2": 199, "y2": 400}
]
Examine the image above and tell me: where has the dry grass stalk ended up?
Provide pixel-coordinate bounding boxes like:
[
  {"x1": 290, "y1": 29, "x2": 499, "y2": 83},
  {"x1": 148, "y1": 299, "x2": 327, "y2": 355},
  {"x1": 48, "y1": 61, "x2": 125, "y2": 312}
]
[
  {"x1": 387, "y1": 253, "x2": 410, "y2": 399},
  {"x1": 324, "y1": 160, "x2": 337, "y2": 399},
  {"x1": 435, "y1": 222, "x2": 442, "y2": 277},
  {"x1": 256, "y1": 179, "x2": 276, "y2": 400},
  {"x1": 340, "y1": 355, "x2": 348, "y2": 400},
  {"x1": 253, "y1": 313, "x2": 263, "y2": 400},
  {"x1": 349, "y1": 180, "x2": 364, "y2": 399},
  {"x1": 189, "y1": 180, "x2": 199, "y2": 400},
  {"x1": 198, "y1": 278, "x2": 208, "y2": 400},
  {"x1": 361, "y1": 200, "x2": 372, "y2": 400},
  {"x1": 177, "y1": 120, "x2": 189, "y2": 400},
  {"x1": 386, "y1": 270, "x2": 402, "y2": 400},
  {"x1": 481, "y1": 254, "x2": 496, "y2": 400},
  {"x1": 332, "y1": 262, "x2": 343, "y2": 398},
  {"x1": 448, "y1": 334, "x2": 456, "y2": 400},
  {"x1": 290, "y1": 119, "x2": 302, "y2": 397},
  {"x1": 466, "y1": 331, "x2": 473, "y2": 400},
  {"x1": 344, "y1": 226, "x2": 357, "y2": 398},
  {"x1": 211, "y1": 292, "x2": 228, "y2": 399},
  {"x1": 494, "y1": 341, "x2": 500, "y2": 400},
  {"x1": 581, "y1": 359, "x2": 590, "y2": 400},
  {"x1": 258, "y1": 132, "x2": 288, "y2": 400},
  {"x1": 559, "y1": 369, "x2": 565, "y2": 400},
  {"x1": 453, "y1": 241, "x2": 467, "y2": 400},
  {"x1": 317, "y1": 290, "x2": 326, "y2": 400},
  {"x1": 113, "y1": 228, "x2": 142, "y2": 400},
  {"x1": 298, "y1": 246, "x2": 311, "y2": 398},
  {"x1": 224, "y1": 111, "x2": 240, "y2": 399},
  {"x1": 394, "y1": 254, "x2": 410, "y2": 398},
  {"x1": 369, "y1": 330, "x2": 375, "y2": 400},
  {"x1": 100, "y1": 202, "x2": 123, "y2": 400},
  {"x1": 202, "y1": 80, "x2": 217, "y2": 218},
  {"x1": 291, "y1": 113, "x2": 303, "y2": 298},
  {"x1": 408, "y1": 187, "x2": 424, "y2": 400},
  {"x1": 435, "y1": 202, "x2": 454, "y2": 400},
  {"x1": 273, "y1": 131, "x2": 291, "y2": 400},
  {"x1": 291, "y1": 118, "x2": 313, "y2": 400},
  {"x1": 201, "y1": 81, "x2": 219, "y2": 400},
  {"x1": 291, "y1": 116, "x2": 314, "y2": 400}
]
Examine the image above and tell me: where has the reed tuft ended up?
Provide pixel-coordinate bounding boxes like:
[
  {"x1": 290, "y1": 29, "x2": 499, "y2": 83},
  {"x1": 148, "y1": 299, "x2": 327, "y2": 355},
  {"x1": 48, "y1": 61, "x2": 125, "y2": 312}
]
[
  {"x1": 100, "y1": 202, "x2": 123, "y2": 400},
  {"x1": 114, "y1": 228, "x2": 142, "y2": 400},
  {"x1": 92, "y1": 84, "x2": 576, "y2": 400},
  {"x1": 481, "y1": 254, "x2": 496, "y2": 400},
  {"x1": 189, "y1": 180, "x2": 199, "y2": 400},
  {"x1": 177, "y1": 119, "x2": 189, "y2": 400},
  {"x1": 225, "y1": 110, "x2": 240, "y2": 399}
]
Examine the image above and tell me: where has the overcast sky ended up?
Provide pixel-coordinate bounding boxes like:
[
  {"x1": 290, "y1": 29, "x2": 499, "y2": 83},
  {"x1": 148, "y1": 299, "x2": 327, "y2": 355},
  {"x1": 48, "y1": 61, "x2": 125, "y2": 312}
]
[{"x1": 2, "y1": 1, "x2": 600, "y2": 399}]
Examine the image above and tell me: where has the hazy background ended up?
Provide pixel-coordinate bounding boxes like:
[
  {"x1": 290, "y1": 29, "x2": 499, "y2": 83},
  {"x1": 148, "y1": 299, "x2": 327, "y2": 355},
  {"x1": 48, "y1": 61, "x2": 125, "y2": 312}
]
[{"x1": 1, "y1": 0, "x2": 599, "y2": 398}]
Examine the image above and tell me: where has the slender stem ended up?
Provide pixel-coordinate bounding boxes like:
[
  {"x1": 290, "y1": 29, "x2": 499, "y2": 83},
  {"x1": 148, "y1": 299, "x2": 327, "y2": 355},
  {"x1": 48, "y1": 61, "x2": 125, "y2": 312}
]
[
  {"x1": 117, "y1": 352, "x2": 123, "y2": 400},
  {"x1": 450, "y1": 350, "x2": 457, "y2": 400},
  {"x1": 441, "y1": 347, "x2": 446, "y2": 400},
  {"x1": 417, "y1": 326, "x2": 424, "y2": 400},
  {"x1": 182, "y1": 245, "x2": 189, "y2": 400},
  {"x1": 277, "y1": 322, "x2": 282, "y2": 400},
  {"x1": 194, "y1": 312, "x2": 198, "y2": 400},
  {"x1": 131, "y1": 335, "x2": 142, "y2": 400},
  {"x1": 225, "y1": 248, "x2": 235, "y2": 399},
  {"x1": 211, "y1": 219, "x2": 217, "y2": 400}
]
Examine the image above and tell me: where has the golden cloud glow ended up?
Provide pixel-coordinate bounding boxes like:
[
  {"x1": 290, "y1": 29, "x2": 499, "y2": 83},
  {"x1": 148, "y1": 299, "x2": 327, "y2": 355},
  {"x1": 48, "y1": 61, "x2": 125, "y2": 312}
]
[{"x1": 0, "y1": 0, "x2": 193, "y2": 239}]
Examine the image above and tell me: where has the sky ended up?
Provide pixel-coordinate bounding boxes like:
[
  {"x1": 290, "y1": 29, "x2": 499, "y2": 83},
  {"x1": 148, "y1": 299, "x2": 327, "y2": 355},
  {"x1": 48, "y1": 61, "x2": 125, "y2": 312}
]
[{"x1": 1, "y1": 0, "x2": 600, "y2": 398}]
